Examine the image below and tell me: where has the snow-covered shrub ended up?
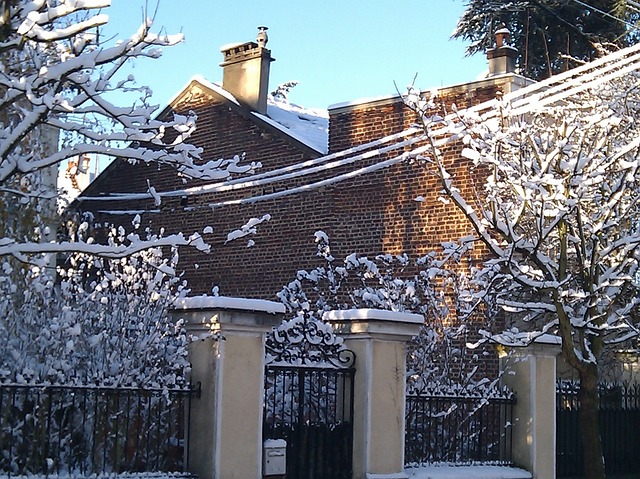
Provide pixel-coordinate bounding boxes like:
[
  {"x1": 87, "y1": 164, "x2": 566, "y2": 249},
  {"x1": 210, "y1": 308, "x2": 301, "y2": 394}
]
[
  {"x1": 0, "y1": 225, "x2": 192, "y2": 388},
  {"x1": 277, "y1": 232, "x2": 500, "y2": 394}
]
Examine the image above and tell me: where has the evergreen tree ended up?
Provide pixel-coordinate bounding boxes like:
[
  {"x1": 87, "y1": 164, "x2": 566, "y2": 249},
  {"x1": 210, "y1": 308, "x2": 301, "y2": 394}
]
[{"x1": 453, "y1": 0, "x2": 638, "y2": 79}]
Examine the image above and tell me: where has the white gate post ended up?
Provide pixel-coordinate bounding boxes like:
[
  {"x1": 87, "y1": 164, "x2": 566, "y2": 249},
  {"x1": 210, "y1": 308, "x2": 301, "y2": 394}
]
[
  {"x1": 324, "y1": 309, "x2": 423, "y2": 479},
  {"x1": 171, "y1": 296, "x2": 284, "y2": 479},
  {"x1": 501, "y1": 338, "x2": 562, "y2": 479}
]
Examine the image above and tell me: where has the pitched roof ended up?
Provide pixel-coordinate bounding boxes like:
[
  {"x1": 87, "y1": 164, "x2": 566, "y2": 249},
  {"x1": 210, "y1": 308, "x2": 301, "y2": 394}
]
[{"x1": 174, "y1": 75, "x2": 329, "y2": 155}]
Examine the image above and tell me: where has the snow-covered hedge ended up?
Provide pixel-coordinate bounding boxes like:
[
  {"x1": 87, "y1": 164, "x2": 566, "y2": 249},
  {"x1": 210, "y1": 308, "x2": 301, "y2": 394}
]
[
  {"x1": 0, "y1": 225, "x2": 191, "y2": 388},
  {"x1": 277, "y1": 232, "x2": 501, "y2": 395}
]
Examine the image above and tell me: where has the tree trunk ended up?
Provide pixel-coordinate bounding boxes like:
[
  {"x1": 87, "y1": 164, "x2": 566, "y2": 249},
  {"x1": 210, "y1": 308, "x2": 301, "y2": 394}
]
[{"x1": 578, "y1": 364, "x2": 606, "y2": 479}]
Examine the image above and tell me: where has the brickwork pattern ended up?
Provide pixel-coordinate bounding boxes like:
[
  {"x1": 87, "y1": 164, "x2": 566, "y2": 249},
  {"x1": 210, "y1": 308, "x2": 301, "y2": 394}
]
[{"x1": 80, "y1": 80, "x2": 507, "y2": 303}]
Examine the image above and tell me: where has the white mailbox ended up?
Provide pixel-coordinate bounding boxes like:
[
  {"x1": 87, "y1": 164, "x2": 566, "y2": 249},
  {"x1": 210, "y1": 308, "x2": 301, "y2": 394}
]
[{"x1": 262, "y1": 439, "x2": 287, "y2": 476}]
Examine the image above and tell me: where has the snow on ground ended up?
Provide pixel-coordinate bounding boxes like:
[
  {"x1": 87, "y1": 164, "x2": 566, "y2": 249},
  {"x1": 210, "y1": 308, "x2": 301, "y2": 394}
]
[
  {"x1": 0, "y1": 466, "x2": 532, "y2": 479},
  {"x1": 405, "y1": 465, "x2": 532, "y2": 479},
  {"x1": 0, "y1": 468, "x2": 532, "y2": 479},
  {"x1": 0, "y1": 474, "x2": 194, "y2": 479}
]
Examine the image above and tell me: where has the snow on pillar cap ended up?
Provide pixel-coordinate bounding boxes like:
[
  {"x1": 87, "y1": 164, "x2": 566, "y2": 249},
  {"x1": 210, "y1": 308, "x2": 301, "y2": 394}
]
[{"x1": 323, "y1": 308, "x2": 423, "y2": 323}]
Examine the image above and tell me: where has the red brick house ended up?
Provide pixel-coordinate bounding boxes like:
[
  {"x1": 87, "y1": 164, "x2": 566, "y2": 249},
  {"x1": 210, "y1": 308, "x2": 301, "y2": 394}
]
[{"x1": 77, "y1": 29, "x2": 531, "y2": 300}]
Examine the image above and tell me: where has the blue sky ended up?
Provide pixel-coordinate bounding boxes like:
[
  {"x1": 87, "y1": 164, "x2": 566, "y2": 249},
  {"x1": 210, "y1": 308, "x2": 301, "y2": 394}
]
[{"x1": 105, "y1": 0, "x2": 488, "y2": 109}]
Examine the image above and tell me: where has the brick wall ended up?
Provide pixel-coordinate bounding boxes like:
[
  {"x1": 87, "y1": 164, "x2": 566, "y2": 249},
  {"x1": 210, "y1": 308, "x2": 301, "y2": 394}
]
[
  {"x1": 80, "y1": 84, "x2": 329, "y2": 298},
  {"x1": 79, "y1": 76, "x2": 516, "y2": 303},
  {"x1": 324, "y1": 79, "x2": 508, "y2": 261},
  {"x1": 75, "y1": 74, "x2": 526, "y2": 383},
  {"x1": 322, "y1": 82, "x2": 507, "y2": 380}
]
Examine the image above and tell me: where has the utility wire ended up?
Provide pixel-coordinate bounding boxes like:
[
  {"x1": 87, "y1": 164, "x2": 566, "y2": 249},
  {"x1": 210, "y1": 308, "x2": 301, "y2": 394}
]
[
  {"x1": 90, "y1": 44, "x2": 640, "y2": 210},
  {"x1": 570, "y1": 0, "x2": 638, "y2": 30}
]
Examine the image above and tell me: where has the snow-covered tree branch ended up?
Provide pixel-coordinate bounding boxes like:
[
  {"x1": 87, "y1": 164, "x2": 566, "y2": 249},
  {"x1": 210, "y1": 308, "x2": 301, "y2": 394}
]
[
  {"x1": 0, "y1": 0, "x2": 255, "y2": 259},
  {"x1": 0, "y1": 2, "x2": 196, "y2": 181},
  {"x1": 406, "y1": 58, "x2": 640, "y2": 479},
  {"x1": 0, "y1": 220, "x2": 210, "y2": 264}
]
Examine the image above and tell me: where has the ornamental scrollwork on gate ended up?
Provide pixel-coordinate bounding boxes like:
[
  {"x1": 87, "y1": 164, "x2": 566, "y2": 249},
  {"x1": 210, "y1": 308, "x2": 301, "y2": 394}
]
[{"x1": 265, "y1": 311, "x2": 355, "y2": 368}]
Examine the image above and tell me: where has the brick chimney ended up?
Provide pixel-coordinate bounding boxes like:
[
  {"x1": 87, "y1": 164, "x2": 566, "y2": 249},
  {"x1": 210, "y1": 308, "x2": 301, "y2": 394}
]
[
  {"x1": 486, "y1": 25, "x2": 517, "y2": 76},
  {"x1": 220, "y1": 26, "x2": 275, "y2": 114}
]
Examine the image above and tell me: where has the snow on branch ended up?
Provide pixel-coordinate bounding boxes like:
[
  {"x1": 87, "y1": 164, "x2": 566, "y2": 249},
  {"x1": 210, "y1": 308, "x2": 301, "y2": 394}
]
[
  {"x1": 0, "y1": 0, "x2": 268, "y2": 260},
  {"x1": 277, "y1": 232, "x2": 503, "y2": 394},
  {"x1": 404, "y1": 46, "x2": 640, "y2": 374},
  {"x1": 0, "y1": 230, "x2": 210, "y2": 263},
  {"x1": 225, "y1": 214, "x2": 271, "y2": 247},
  {"x1": 0, "y1": 0, "x2": 236, "y2": 191}
]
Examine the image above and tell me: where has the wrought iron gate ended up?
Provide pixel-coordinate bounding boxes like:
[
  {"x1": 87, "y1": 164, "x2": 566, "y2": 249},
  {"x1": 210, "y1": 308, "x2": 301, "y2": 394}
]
[{"x1": 263, "y1": 313, "x2": 356, "y2": 479}]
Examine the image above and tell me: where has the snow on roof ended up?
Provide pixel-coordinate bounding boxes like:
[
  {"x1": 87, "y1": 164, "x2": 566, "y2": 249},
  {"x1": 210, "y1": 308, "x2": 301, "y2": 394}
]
[
  {"x1": 183, "y1": 75, "x2": 328, "y2": 154},
  {"x1": 173, "y1": 294, "x2": 285, "y2": 314},
  {"x1": 262, "y1": 95, "x2": 328, "y2": 154},
  {"x1": 328, "y1": 93, "x2": 400, "y2": 111},
  {"x1": 187, "y1": 75, "x2": 239, "y2": 106}
]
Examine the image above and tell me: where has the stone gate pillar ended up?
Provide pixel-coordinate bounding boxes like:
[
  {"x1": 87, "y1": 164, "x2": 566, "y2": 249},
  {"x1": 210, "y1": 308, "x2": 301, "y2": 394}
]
[
  {"x1": 171, "y1": 296, "x2": 284, "y2": 479},
  {"x1": 324, "y1": 309, "x2": 423, "y2": 479},
  {"x1": 501, "y1": 337, "x2": 562, "y2": 479}
]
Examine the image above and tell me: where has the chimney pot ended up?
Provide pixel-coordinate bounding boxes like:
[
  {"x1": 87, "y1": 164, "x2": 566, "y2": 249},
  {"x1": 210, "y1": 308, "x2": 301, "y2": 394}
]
[
  {"x1": 487, "y1": 24, "x2": 517, "y2": 77},
  {"x1": 494, "y1": 24, "x2": 511, "y2": 48}
]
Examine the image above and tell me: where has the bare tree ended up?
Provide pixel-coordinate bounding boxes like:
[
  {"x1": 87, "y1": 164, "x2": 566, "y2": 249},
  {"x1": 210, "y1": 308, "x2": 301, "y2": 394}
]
[
  {"x1": 406, "y1": 47, "x2": 640, "y2": 479},
  {"x1": 0, "y1": 0, "x2": 253, "y2": 261}
]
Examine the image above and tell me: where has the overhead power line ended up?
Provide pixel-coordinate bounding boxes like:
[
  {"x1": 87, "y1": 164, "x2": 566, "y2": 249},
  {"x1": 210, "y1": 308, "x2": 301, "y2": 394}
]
[
  {"x1": 571, "y1": 0, "x2": 638, "y2": 30},
  {"x1": 83, "y1": 42, "x2": 640, "y2": 211}
]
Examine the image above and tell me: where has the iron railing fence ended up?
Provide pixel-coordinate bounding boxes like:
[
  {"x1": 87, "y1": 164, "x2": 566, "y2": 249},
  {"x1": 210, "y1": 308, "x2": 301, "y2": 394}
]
[
  {"x1": 556, "y1": 381, "x2": 640, "y2": 477},
  {"x1": 0, "y1": 383, "x2": 199, "y2": 477},
  {"x1": 405, "y1": 392, "x2": 515, "y2": 466}
]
